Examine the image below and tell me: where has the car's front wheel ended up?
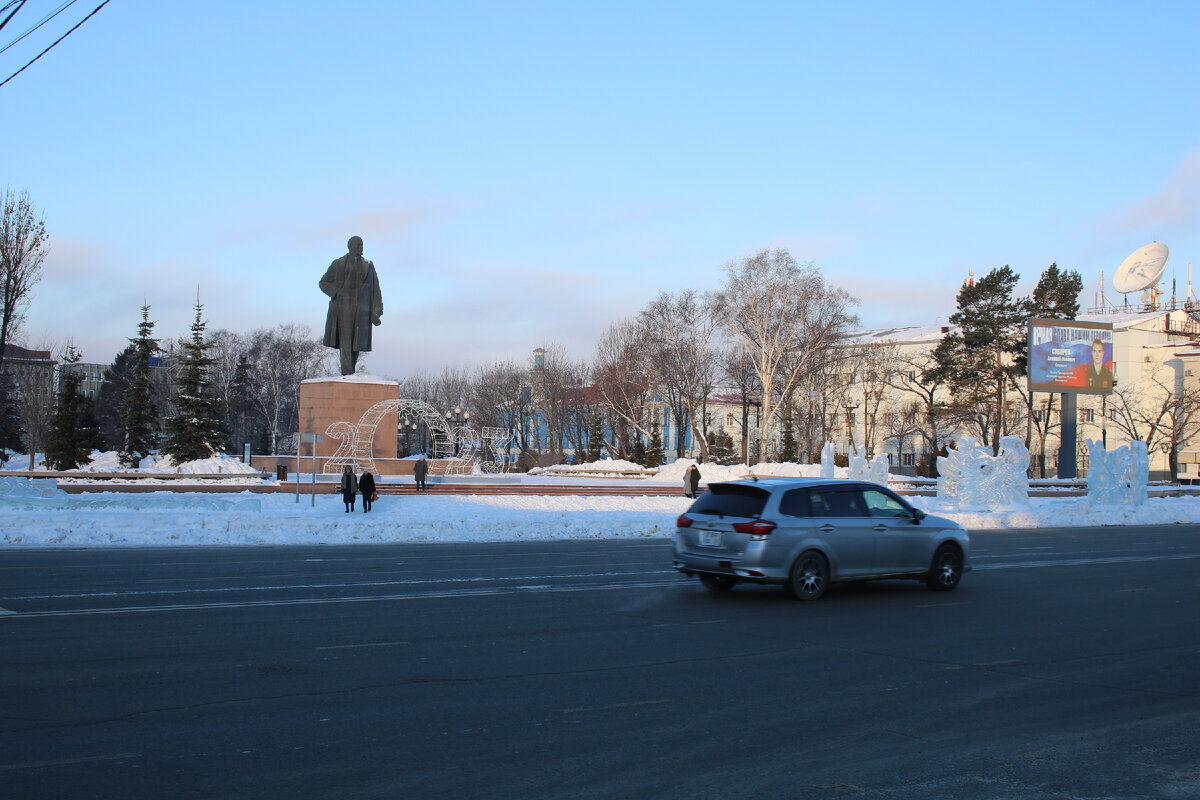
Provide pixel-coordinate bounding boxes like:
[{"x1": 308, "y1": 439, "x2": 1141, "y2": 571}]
[
  {"x1": 699, "y1": 574, "x2": 738, "y2": 593},
  {"x1": 926, "y1": 544, "x2": 963, "y2": 591},
  {"x1": 787, "y1": 551, "x2": 828, "y2": 601}
]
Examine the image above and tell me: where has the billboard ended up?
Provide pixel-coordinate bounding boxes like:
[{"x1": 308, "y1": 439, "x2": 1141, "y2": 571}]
[{"x1": 1028, "y1": 319, "x2": 1114, "y2": 395}]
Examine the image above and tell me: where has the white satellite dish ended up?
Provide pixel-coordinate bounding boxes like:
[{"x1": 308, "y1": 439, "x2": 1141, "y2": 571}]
[{"x1": 1112, "y1": 242, "x2": 1169, "y2": 293}]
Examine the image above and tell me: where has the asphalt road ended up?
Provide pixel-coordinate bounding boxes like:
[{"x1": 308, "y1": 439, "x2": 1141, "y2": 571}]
[{"x1": 2, "y1": 526, "x2": 1199, "y2": 799}]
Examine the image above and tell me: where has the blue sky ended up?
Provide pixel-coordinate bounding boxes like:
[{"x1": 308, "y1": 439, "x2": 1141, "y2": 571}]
[{"x1": 2, "y1": 1, "x2": 1197, "y2": 377}]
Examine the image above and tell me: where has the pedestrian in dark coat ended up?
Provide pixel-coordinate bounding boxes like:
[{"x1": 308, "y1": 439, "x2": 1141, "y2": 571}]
[
  {"x1": 684, "y1": 464, "x2": 702, "y2": 499},
  {"x1": 359, "y1": 471, "x2": 376, "y2": 513},
  {"x1": 339, "y1": 466, "x2": 358, "y2": 512},
  {"x1": 413, "y1": 455, "x2": 429, "y2": 492}
]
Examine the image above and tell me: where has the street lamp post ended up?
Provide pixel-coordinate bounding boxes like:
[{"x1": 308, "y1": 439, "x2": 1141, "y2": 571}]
[
  {"x1": 445, "y1": 406, "x2": 469, "y2": 457},
  {"x1": 843, "y1": 399, "x2": 859, "y2": 455}
]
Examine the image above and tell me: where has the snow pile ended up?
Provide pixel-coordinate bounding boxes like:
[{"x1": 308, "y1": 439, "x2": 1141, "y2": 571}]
[
  {"x1": 529, "y1": 458, "x2": 649, "y2": 476},
  {"x1": 1, "y1": 476, "x2": 1200, "y2": 548},
  {"x1": 2, "y1": 451, "x2": 259, "y2": 475}
]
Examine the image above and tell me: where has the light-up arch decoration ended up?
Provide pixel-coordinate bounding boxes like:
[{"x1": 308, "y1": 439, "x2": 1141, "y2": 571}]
[
  {"x1": 324, "y1": 399, "x2": 479, "y2": 475},
  {"x1": 479, "y1": 427, "x2": 513, "y2": 474}
]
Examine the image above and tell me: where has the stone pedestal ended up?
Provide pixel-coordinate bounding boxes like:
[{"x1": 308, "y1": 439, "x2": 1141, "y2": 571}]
[{"x1": 298, "y1": 376, "x2": 398, "y2": 466}]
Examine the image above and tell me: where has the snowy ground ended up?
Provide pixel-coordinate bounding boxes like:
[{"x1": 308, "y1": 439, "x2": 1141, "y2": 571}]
[{"x1": 3, "y1": 453, "x2": 1200, "y2": 547}]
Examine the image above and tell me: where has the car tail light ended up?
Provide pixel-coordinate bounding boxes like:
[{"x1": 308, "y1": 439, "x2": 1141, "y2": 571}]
[
  {"x1": 676, "y1": 515, "x2": 693, "y2": 528},
  {"x1": 732, "y1": 520, "x2": 776, "y2": 536}
]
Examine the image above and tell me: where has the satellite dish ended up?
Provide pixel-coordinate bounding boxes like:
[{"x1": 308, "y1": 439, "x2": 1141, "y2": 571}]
[{"x1": 1112, "y1": 242, "x2": 1169, "y2": 293}]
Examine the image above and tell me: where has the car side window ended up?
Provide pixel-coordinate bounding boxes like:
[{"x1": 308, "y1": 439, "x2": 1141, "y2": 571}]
[
  {"x1": 778, "y1": 488, "x2": 811, "y2": 518},
  {"x1": 862, "y1": 488, "x2": 911, "y2": 518},
  {"x1": 811, "y1": 489, "x2": 866, "y2": 518}
]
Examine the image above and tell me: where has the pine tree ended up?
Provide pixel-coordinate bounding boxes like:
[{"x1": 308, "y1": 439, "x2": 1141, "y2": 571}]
[
  {"x1": 645, "y1": 424, "x2": 665, "y2": 468},
  {"x1": 163, "y1": 300, "x2": 226, "y2": 464},
  {"x1": 224, "y1": 353, "x2": 255, "y2": 454},
  {"x1": 44, "y1": 346, "x2": 97, "y2": 470},
  {"x1": 585, "y1": 413, "x2": 604, "y2": 463},
  {"x1": 927, "y1": 266, "x2": 1026, "y2": 453},
  {"x1": 94, "y1": 344, "x2": 137, "y2": 450},
  {"x1": 1028, "y1": 262, "x2": 1083, "y2": 320},
  {"x1": 118, "y1": 304, "x2": 161, "y2": 468},
  {"x1": 629, "y1": 431, "x2": 647, "y2": 466}
]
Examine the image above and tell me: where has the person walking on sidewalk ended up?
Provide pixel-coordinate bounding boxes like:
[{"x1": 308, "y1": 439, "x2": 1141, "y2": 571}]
[
  {"x1": 414, "y1": 455, "x2": 429, "y2": 492},
  {"x1": 359, "y1": 470, "x2": 376, "y2": 513},
  {"x1": 339, "y1": 466, "x2": 358, "y2": 512}
]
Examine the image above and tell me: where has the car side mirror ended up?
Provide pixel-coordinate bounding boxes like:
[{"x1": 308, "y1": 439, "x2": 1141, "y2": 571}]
[{"x1": 911, "y1": 508, "x2": 926, "y2": 525}]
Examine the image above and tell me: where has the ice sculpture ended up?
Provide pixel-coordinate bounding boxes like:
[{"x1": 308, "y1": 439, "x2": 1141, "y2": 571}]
[
  {"x1": 820, "y1": 442, "x2": 836, "y2": 479},
  {"x1": 936, "y1": 436, "x2": 1030, "y2": 510},
  {"x1": 847, "y1": 445, "x2": 889, "y2": 485},
  {"x1": 1086, "y1": 439, "x2": 1149, "y2": 506}
]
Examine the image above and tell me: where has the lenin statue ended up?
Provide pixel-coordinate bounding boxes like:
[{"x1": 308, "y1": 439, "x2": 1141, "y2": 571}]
[{"x1": 320, "y1": 235, "x2": 383, "y2": 375}]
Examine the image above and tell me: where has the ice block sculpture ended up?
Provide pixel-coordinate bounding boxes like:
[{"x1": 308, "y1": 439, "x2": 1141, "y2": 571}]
[
  {"x1": 847, "y1": 445, "x2": 889, "y2": 485},
  {"x1": 936, "y1": 436, "x2": 1030, "y2": 509},
  {"x1": 1086, "y1": 439, "x2": 1149, "y2": 506},
  {"x1": 820, "y1": 441, "x2": 836, "y2": 479}
]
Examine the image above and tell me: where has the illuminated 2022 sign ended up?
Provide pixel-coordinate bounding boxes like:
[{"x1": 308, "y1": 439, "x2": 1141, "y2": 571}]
[{"x1": 1028, "y1": 319, "x2": 1115, "y2": 395}]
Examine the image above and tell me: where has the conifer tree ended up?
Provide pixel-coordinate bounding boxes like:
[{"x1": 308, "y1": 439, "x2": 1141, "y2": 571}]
[
  {"x1": 629, "y1": 431, "x2": 647, "y2": 466},
  {"x1": 45, "y1": 346, "x2": 97, "y2": 470},
  {"x1": 645, "y1": 423, "x2": 665, "y2": 468},
  {"x1": 778, "y1": 411, "x2": 798, "y2": 463},
  {"x1": 585, "y1": 413, "x2": 604, "y2": 463},
  {"x1": 163, "y1": 300, "x2": 226, "y2": 464},
  {"x1": 0, "y1": 373, "x2": 24, "y2": 464},
  {"x1": 118, "y1": 304, "x2": 160, "y2": 468}
]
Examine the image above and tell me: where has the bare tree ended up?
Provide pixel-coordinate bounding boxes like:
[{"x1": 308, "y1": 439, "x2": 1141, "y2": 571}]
[
  {"x1": 721, "y1": 346, "x2": 761, "y2": 463},
  {"x1": 12, "y1": 341, "x2": 58, "y2": 467},
  {"x1": 637, "y1": 290, "x2": 719, "y2": 460},
  {"x1": 591, "y1": 320, "x2": 652, "y2": 458},
  {"x1": 889, "y1": 347, "x2": 955, "y2": 475},
  {"x1": 0, "y1": 188, "x2": 48, "y2": 373},
  {"x1": 717, "y1": 249, "x2": 858, "y2": 462},
  {"x1": 530, "y1": 343, "x2": 584, "y2": 464},
  {"x1": 1108, "y1": 359, "x2": 1200, "y2": 479},
  {"x1": 245, "y1": 324, "x2": 331, "y2": 453}
]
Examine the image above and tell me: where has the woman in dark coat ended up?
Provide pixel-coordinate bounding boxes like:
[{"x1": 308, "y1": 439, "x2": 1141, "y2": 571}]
[
  {"x1": 684, "y1": 464, "x2": 701, "y2": 499},
  {"x1": 413, "y1": 455, "x2": 429, "y2": 492},
  {"x1": 359, "y1": 471, "x2": 376, "y2": 513},
  {"x1": 339, "y1": 466, "x2": 358, "y2": 513}
]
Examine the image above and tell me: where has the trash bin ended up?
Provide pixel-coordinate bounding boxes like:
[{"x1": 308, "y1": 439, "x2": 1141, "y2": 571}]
[{"x1": 276, "y1": 464, "x2": 288, "y2": 481}]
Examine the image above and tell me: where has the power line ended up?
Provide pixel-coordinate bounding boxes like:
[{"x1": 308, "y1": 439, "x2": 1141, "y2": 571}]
[
  {"x1": 1, "y1": 1, "x2": 77, "y2": 55},
  {"x1": 0, "y1": 1, "x2": 28, "y2": 36},
  {"x1": 0, "y1": 0, "x2": 109, "y2": 89}
]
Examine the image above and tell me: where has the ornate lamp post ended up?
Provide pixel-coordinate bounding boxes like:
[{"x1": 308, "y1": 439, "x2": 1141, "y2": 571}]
[
  {"x1": 445, "y1": 406, "x2": 469, "y2": 457},
  {"x1": 843, "y1": 398, "x2": 859, "y2": 454},
  {"x1": 402, "y1": 420, "x2": 417, "y2": 457}
]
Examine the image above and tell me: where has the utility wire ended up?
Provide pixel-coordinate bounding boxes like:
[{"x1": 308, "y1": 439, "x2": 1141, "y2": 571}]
[
  {"x1": 0, "y1": 1, "x2": 28, "y2": 36},
  {"x1": 0, "y1": 0, "x2": 74, "y2": 54},
  {"x1": 0, "y1": 0, "x2": 107, "y2": 89}
]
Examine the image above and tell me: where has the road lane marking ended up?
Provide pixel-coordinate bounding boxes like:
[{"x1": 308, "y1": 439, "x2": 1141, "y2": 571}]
[
  {"x1": 0, "y1": 570, "x2": 673, "y2": 602},
  {"x1": 0, "y1": 580, "x2": 689, "y2": 618},
  {"x1": 561, "y1": 699, "x2": 672, "y2": 714},
  {"x1": 0, "y1": 607, "x2": 15, "y2": 615},
  {"x1": 973, "y1": 552, "x2": 1200, "y2": 570},
  {"x1": 316, "y1": 641, "x2": 409, "y2": 650},
  {"x1": 0, "y1": 753, "x2": 140, "y2": 771}
]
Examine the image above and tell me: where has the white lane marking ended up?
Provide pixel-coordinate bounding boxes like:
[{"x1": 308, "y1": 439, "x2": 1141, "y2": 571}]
[
  {"x1": 0, "y1": 753, "x2": 141, "y2": 771},
  {"x1": 561, "y1": 699, "x2": 672, "y2": 714},
  {"x1": 973, "y1": 552, "x2": 1200, "y2": 570},
  {"x1": 1115, "y1": 587, "x2": 1153, "y2": 593},
  {"x1": 316, "y1": 641, "x2": 409, "y2": 650},
  {"x1": 0, "y1": 580, "x2": 688, "y2": 618},
  {"x1": 2, "y1": 570, "x2": 672, "y2": 601},
  {"x1": 0, "y1": 607, "x2": 16, "y2": 615},
  {"x1": 915, "y1": 601, "x2": 970, "y2": 608}
]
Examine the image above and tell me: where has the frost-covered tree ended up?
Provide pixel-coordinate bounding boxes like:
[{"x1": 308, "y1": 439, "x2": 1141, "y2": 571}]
[
  {"x1": 44, "y1": 346, "x2": 99, "y2": 470},
  {"x1": 118, "y1": 304, "x2": 160, "y2": 468},
  {"x1": 162, "y1": 301, "x2": 225, "y2": 463}
]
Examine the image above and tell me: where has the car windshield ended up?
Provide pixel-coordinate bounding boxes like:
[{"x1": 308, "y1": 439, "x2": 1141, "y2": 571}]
[{"x1": 688, "y1": 483, "x2": 769, "y2": 518}]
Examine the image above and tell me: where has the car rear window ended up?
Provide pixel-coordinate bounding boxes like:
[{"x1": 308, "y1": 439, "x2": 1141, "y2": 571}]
[{"x1": 688, "y1": 483, "x2": 769, "y2": 518}]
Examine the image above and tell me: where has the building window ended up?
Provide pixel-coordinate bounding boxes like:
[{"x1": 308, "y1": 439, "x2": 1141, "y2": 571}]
[
  {"x1": 902, "y1": 453, "x2": 915, "y2": 466},
  {"x1": 1080, "y1": 408, "x2": 1095, "y2": 423},
  {"x1": 725, "y1": 412, "x2": 734, "y2": 428}
]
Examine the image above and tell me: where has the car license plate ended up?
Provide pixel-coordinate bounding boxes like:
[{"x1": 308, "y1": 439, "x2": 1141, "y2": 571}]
[{"x1": 698, "y1": 530, "x2": 722, "y2": 547}]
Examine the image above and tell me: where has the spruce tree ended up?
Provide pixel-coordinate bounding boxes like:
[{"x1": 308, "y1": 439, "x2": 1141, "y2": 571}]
[
  {"x1": 778, "y1": 411, "x2": 798, "y2": 463},
  {"x1": 95, "y1": 345, "x2": 137, "y2": 449},
  {"x1": 645, "y1": 424, "x2": 665, "y2": 468},
  {"x1": 163, "y1": 301, "x2": 226, "y2": 464},
  {"x1": 0, "y1": 373, "x2": 24, "y2": 464},
  {"x1": 118, "y1": 304, "x2": 161, "y2": 468},
  {"x1": 629, "y1": 431, "x2": 647, "y2": 466},
  {"x1": 585, "y1": 414, "x2": 604, "y2": 463},
  {"x1": 44, "y1": 346, "x2": 97, "y2": 470},
  {"x1": 224, "y1": 353, "x2": 255, "y2": 454}
]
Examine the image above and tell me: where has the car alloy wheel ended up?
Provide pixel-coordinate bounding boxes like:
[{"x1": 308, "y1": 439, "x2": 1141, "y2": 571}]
[
  {"x1": 789, "y1": 551, "x2": 828, "y2": 601},
  {"x1": 927, "y1": 544, "x2": 963, "y2": 591}
]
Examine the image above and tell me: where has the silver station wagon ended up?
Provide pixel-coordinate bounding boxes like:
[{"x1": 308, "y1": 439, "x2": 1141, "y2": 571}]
[{"x1": 672, "y1": 477, "x2": 970, "y2": 600}]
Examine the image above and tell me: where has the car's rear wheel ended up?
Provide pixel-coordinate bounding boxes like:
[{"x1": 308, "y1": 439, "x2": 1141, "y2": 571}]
[
  {"x1": 926, "y1": 544, "x2": 963, "y2": 591},
  {"x1": 699, "y1": 574, "x2": 738, "y2": 593},
  {"x1": 787, "y1": 551, "x2": 828, "y2": 601}
]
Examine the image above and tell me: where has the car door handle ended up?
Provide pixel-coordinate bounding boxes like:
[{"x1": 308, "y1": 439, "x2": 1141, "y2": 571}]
[
  {"x1": 819, "y1": 525, "x2": 835, "y2": 533},
  {"x1": 873, "y1": 524, "x2": 889, "y2": 532}
]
